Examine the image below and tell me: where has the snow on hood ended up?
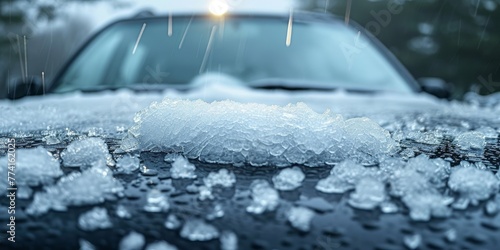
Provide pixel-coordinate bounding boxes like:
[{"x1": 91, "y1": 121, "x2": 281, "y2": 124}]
[{"x1": 0, "y1": 80, "x2": 498, "y2": 138}]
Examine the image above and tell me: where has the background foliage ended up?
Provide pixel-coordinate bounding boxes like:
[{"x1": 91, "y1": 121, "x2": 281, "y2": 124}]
[{"x1": 302, "y1": 0, "x2": 500, "y2": 97}]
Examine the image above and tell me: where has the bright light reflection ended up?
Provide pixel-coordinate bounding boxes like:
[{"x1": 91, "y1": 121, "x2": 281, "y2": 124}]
[{"x1": 209, "y1": 0, "x2": 229, "y2": 16}]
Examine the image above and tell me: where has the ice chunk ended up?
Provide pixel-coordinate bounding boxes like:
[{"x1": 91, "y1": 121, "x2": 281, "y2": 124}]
[
  {"x1": 140, "y1": 164, "x2": 158, "y2": 176},
  {"x1": 170, "y1": 156, "x2": 197, "y2": 179},
  {"x1": 204, "y1": 169, "x2": 236, "y2": 188},
  {"x1": 206, "y1": 204, "x2": 225, "y2": 220},
  {"x1": 61, "y1": 138, "x2": 114, "y2": 167},
  {"x1": 475, "y1": 126, "x2": 498, "y2": 139},
  {"x1": 287, "y1": 206, "x2": 315, "y2": 232},
  {"x1": 315, "y1": 174, "x2": 353, "y2": 194},
  {"x1": 116, "y1": 155, "x2": 140, "y2": 174},
  {"x1": 402, "y1": 192, "x2": 452, "y2": 221},
  {"x1": 180, "y1": 219, "x2": 220, "y2": 241},
  {"x1": 315, "y1": 160, "x2": 373, "y2": 194},
  {"x1": 403, "y1": 233, "x2": 422, "y2": 250},
  {"x1": 164, "y1": 153, "x2": 181, "y2": 163},
  {"x1": 119, "y1": 231, "x2": 145, "y2": 250},
  {"x1": 444, "y1": 228, "x2": 457, "y2": 242},
  {"x1": 390, "y1": 169, "x2": 433, "y2": 197},
  {"x1": 330, "y1": 160, "x2": 373, "y2": 183},
  {"x1": 391, "y1": 170, "x2": 452, "y2": 221},
  {"x1": 405, "y1": 131, "x2": 443, "y2": 145},
  {"x1": 0, "y1": 147, "x2": 62, "y2": 189},
  {"x1": 272, "y1": 167, "x2": 305, "y2": 191},
  {"x1": 220, "y1": 231, "x2": 238, "y2": 250},
  {"x1": 485, "y1": 200, "x2": 498, "y2": 215},
  {"x1": 26, "y1": 163, "x2": 124, "y2": 215},
  {"x1": 453, "y1": 131, "x2": 486, "y2": 150},
  {"x1": 43, "y1": 130, "x2": 62, "y2": 145},
  {"x1": 143, "y1": 189, "x2": 170, "y2": 212},
  {"x1": 145, "y1": 241, "x2": 178, "y2": 250},
  {"x1": 405, "y1": 154, "x2": 450, "y2": 188},
  {"x1": 17, "y1": 186, "x2": 33, "y2": 199},
  {"x1": 164, "y1": 214, "x2": 182, "y2": 230},
  {"x1": 127, "y1": 100, "x2": 397, "y2": 167},
  {"x1": 246, "y1": 180, "x2": 280, "y2": 214},
  {"x1": 348, "y1": 177, "x2": 386, "y2": 210},
  {"x1": 116, "y1": 204, "x2": 132, "y2": 219},
  {"x1": 380, "y1": 201, "x2": 398, "y2": 213},
  {"x1": 448, "y1": 167, "x2": 499, "y2": 205},
  {"x1": 78, "y1": 207, "x2": 112, "y2": 231},
  {"x1": 198, "y1": 185, "x2": 214, "y2": 201},
  {"x1": 79, "y1": 239, "x2": 96, "y2": 250},
  {"x1": 120, "y1": 135, "x2": 140, "y2": 152}
]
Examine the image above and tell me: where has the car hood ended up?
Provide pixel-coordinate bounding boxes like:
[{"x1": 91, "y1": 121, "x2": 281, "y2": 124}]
[{"x1": 1, "y1": 82, "x2": 500, "y2": 249}]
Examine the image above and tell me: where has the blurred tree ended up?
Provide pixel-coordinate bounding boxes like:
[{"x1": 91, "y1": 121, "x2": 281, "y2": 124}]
[
  {"x1": 0, "y1": 0, "x2": 120, "y2": 97},
  {"x1": 303, "y1": 0, "x2": 500, "y2": 98}
]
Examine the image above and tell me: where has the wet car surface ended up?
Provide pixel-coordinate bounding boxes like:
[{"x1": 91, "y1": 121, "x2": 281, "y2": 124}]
[
  {"x1": 1, "y1": 97, "x2": 499, "y2": 250},
  {"x1": 1, "y1": 5, "x2": 500, "y2": 250}
]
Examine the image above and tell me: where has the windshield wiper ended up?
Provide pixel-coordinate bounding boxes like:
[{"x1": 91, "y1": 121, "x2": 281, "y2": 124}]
[
  {"x1": 253, "y1": 85, "x2": 334, "y2": 91},
  {"x1": 60, "y1": 83, "x2": 192, "y2": 94},
  {"x1": 248, "y1": 78, "x2": 379, "y2": 93}
]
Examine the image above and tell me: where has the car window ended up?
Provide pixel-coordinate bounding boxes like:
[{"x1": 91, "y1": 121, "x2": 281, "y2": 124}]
[{"x1": 53, "y1": 16, "x2": 413, "y2": 93}]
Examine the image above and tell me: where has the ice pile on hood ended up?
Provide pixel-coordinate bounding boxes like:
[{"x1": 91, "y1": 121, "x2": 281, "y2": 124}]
[{"x1": 122, "y1": 99, "x2": 399, "y2": 166}]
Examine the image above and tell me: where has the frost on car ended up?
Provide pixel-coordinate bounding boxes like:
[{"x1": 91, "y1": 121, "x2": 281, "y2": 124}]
[{"x1": 1, "y1": 6, "x2": 500, "y2": 250}]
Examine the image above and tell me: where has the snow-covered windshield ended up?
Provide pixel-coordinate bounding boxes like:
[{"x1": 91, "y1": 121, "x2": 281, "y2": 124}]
[{"x1": 52, "y1": 15, "x2": 413, "y2": 93}]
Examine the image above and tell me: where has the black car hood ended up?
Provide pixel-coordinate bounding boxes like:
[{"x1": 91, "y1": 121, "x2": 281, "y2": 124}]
[{"x1": 1, "y1": 85, "x2": 500, "y2": 250}]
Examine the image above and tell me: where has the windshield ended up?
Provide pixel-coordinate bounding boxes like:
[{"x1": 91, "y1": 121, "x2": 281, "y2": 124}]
[{"x1": 52, "y1": 15, "x2": 413, "y2": 93}]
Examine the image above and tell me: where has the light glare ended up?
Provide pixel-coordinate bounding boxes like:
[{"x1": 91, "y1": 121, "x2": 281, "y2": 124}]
[{"x1": 209, "y1": 0, "x2": 229, "y2": 16}]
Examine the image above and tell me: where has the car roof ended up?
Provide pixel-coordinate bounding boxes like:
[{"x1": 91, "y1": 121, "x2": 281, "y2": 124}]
[{"x1": 133, "y1": 0, "x2": 294, "y2": 16}]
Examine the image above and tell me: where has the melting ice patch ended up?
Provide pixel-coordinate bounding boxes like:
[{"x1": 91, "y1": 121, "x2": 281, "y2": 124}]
[{"x1": 125, "y1": 99, "x2": 398, "y2": 167}]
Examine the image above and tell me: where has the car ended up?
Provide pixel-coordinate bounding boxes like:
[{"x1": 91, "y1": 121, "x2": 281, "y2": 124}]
[
  {"x1": 7, "y1": 5, "x2": 450, "y2": 100},
  {"x1": 1, "y1": 2, "x2": 499, "y2": 250}
]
